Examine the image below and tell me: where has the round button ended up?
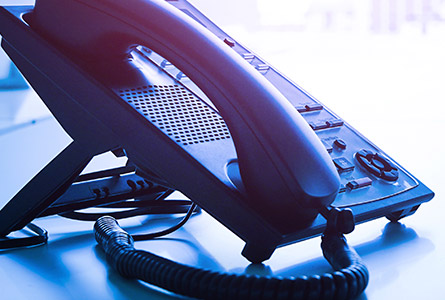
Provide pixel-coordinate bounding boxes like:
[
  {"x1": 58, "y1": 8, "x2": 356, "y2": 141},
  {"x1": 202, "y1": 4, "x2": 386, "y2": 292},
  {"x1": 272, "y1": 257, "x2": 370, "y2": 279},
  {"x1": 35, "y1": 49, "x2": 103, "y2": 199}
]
[
  {"x1": 371, "y1": 158, "x2": 385, "y2": 169},
  {"x1": 355, "y1": 149, "x2": 399, "y2": 181},
  {"x1": 333, "y1": 139, "x2": 346, "y2": 150}
]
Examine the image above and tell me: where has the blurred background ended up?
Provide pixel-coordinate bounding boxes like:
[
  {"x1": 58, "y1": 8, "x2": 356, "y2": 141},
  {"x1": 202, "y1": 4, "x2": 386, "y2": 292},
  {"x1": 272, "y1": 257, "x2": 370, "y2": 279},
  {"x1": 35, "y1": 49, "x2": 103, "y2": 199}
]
[{"x1": 2, "y1": 0, "x2": 444, "y2": 180}]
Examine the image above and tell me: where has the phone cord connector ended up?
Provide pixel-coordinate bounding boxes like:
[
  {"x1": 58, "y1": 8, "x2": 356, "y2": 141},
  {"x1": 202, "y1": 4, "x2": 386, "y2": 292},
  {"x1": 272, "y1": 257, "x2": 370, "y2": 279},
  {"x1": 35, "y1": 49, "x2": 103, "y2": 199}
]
[{"x1": 94, "y1": 210, "x2": 368, "y2": 299}]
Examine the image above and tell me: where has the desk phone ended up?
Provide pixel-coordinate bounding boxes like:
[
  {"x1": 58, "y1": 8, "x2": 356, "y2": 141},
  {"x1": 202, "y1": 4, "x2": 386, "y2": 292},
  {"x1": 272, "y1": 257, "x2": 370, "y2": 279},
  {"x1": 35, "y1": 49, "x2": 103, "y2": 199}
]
[{"x1": 0, "y1": 0, "x2": 434, "y2": 298}]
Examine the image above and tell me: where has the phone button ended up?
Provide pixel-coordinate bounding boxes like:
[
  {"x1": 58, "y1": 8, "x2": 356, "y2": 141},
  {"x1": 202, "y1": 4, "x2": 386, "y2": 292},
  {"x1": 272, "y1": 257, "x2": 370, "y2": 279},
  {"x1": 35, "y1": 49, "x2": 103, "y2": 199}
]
[
  {"x1": 333, "y1": 139, "x2": 347, "y2": 150},
  {"x1": 346, "y1": 177, "x2": 372, "y2": 190},
  {"x1": 295, "y1": 105, "x2": 306, "y2": 113},
  {"x1": 333, "y1": 157, "x2": 355, "y2": 173},
  {"x1": 255, "y1": 64, "x2": 270, "y2": 74},
  {"x1": 309, "y1": 121, "x2": 329, "y2": 130},
  {"x1": 327, "y1": 119, "x2": 344, "y2": 128},
  {"x1": 305, "y1": 103, "x2": 323, "y2": 111},
  {"x1": 355, "y1": 150, "x2": 399, "y2": 181},
  {"x1": 242, "y1": 53, "x2": 255, "y2": 62},
  {"x1": 223, "y1": 37, "x2": 235, "y2": 47}
]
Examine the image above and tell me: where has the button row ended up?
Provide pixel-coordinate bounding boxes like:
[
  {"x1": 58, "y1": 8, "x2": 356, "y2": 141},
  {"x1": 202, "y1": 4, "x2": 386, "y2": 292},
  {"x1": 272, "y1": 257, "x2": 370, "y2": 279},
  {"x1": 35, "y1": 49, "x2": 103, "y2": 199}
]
[{"x1": 309, "y1": 119, "x2": 344, "y2": 131}]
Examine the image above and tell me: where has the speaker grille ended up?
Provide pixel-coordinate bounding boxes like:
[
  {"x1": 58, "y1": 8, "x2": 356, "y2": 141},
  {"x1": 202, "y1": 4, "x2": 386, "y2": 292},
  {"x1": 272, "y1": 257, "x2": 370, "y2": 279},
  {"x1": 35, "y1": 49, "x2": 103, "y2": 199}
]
[{"x1": 119, "y1": 85, "x2": 231, "y2": 146}]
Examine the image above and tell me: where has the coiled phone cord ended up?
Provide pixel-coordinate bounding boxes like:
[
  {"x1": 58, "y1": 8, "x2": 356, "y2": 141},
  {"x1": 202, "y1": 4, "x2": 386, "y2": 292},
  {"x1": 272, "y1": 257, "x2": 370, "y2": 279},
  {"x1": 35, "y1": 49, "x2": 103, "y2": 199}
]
[{"x1": 94, "y1": 208, "x2": 369, "y2": 299}]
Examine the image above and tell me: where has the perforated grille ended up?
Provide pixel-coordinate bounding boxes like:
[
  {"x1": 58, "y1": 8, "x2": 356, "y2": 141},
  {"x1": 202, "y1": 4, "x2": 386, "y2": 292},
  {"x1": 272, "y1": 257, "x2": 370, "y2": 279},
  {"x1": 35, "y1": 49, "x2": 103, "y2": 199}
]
[{"x1": 119, "y1": 85, "x2": 231, "y2": 146}]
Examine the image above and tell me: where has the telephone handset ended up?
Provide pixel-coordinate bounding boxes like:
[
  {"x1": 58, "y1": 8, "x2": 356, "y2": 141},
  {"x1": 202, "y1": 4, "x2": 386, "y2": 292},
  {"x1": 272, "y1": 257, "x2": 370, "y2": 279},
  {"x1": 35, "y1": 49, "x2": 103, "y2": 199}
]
[
  {"x1": 32, "y1": 0, "x2": 340, "y2": 215},
  {"x1": 0, "y1": 0, "x2": 433, "y2": 265}
]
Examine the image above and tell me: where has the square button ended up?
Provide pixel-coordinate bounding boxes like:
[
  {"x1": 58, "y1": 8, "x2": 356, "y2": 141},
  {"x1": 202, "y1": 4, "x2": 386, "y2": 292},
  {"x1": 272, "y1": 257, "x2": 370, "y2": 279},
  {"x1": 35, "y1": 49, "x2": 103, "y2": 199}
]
[{"x1": 333, "y1": 157, "x2": 355, "y2": 173}]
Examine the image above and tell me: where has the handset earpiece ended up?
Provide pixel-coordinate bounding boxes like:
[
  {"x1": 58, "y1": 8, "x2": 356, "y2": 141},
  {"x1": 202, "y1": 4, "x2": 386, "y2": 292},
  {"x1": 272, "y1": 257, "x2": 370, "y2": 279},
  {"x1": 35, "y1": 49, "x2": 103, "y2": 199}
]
[{"x1": 31, "y1": 0, "x2": 340, "y2": 223}]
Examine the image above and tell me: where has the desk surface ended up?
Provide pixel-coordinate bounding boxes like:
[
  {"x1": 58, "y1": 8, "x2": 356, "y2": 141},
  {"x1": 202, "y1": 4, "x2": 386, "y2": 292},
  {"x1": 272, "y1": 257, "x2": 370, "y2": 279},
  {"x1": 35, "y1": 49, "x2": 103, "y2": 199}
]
[{"x1": 0, "y1": 0, "x2": 444, "y2": 299}]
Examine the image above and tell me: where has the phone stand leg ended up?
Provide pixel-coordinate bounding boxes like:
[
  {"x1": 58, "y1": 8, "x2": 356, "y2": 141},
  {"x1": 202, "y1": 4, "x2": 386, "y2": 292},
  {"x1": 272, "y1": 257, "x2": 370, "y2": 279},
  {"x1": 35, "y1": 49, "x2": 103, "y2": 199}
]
[
  {"x1": 0, "y1": 141, "x2": 93, "y2": 236},
  {"x1": 386, "y1": 205, "x2": 420, "y2": 222},
  {"x1": 242, "y1": 243, "x2": 276, "y2": 264}
]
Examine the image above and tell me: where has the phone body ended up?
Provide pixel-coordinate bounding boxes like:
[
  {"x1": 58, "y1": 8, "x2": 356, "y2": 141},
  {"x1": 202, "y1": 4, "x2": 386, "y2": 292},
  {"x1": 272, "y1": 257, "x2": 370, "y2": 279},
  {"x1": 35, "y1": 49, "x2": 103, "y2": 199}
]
[{"x1": 0, "y1": 0, "x2": 433, "y2": 262}]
